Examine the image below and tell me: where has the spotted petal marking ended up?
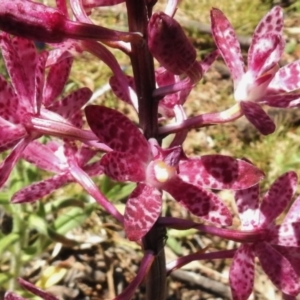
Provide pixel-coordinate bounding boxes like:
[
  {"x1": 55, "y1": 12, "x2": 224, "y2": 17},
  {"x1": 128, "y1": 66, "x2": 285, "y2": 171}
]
[
  {"x1": 259, "y1": 171, "x2": 297, "y2": 227},
  {"x1": 273, "y1": 223, "x2": 300, "y2": 248},
  {"x1": 124, "y1": 184, "x2": 162, "y2": 241},
  {"x1": 49, "y1": 87, "x2": 92, "y2": 120},
  {"x1": 0, "y1": 34, "x2": 32, "y2": 111},
  {"x1": 12, "y1": 174, "x2": 70, "y2": 203},
  {"x1": 178, "y1": 155, "x2": 264, "y2": 190},
  {"x1": 100, "y1": 152, "x2": 146, "y2": 182},
  {"x1": 268, "y1": 61, "x2": 300, "y2": 93},
  {"x1": 255, "y1": 242, "x2": 300, "y2": 296},
  {"x1": 210, "y1": 8, "x2": 244, "y2": 83},
  {"x1": 43, "y1": 57, "x2": 73, "y2": 107},
  {"x1": 248, "y1": 6, "x2": 283, "y2": 70},
  {"x1": 264, "y1": 93, "x2": 300, "y2": 108},
  {"x1": 235, "y1": 184, "x2": 260, "y2": 230},
  {"x1": 248, "y1": 33, "x2": 283, "y2": 78},
  {"x1": 22, "y1": 141, "x2": 67, "y2": 173},
  {"x1": 85, "y1": 105, "x2": 150, "y2": 162},
  {"x1": 229, "y1": 244, "x2": 255, "y2": 300},
  {"x1": 240, "y1": 101, "x2": 276, "y2": 135},
  {"x1": 164, "y1": 176, "x2": 232, "y2": 226}
]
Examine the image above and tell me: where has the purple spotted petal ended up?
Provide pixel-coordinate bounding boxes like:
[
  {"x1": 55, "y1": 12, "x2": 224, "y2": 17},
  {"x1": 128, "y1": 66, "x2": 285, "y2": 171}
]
[
  {"x1": 199, "y1": 49, "x2": 219, "y2": 74},
  {"x1": 0, "y1": 34, "x2": 32, "y2": 111},
  {"x1": 18, "y1": 278, "x2": 59, "y2": 300},
  {"x1": 109, "y1": 74, "x2": 136, "y2": 105},
  {"x1": 274, "y1": 246, "x2": 300, "y2": 277},
  {"x1": 12, "y1": 174, "x2": 70, "y2": 203},
  {"x1": 210, "y1": 8, "x2": 244, "y2": 84},
  {"x1": 34, "y1": 51, "x2": 48, "y2": 114},
  {"x1": 164, "y1": 176, "x2": 232, "y2": 226},
  {"x1": 124, "y1": 184, "x2": 162, "y2": 241},
  {"x1": 259, "y1": 172, "x2": 297, "y2": 227},
  {"x1": 264, "y1": 93, "x2": 300, "y2": 108},
  {"x1": 148, "y1": 12, "x2": 196, "y2": 75},
  {"x1": 271, "y1": 223, "x2": 300, "y2": 248},
  {"x1": 229, "y1": 244, "x2": 255, "y2": 300},
  {"x1": 269, "y1": 61, "x2": 300, "y2": 93},
  {"x1": 85, "y1": 105, "x2": 150, "y2": 162},
  {"x1": 100, "y1": 152, "x2": 146, "y2": 182},
  {"x1": 0, "y1": 120, "x2": 26, "y2": 152},
  {"x1": 240, "y1": 100, "x2": 276, "y2": 135},
  {"x1": 255, "y1": 242, "x2": 300, "y2": 296},
  {"x1": 49, "y1": 87, "x2": 92, "y2": 120},
  {"x1": 0, "y1": 76, "x2": 22, "y2": 123},
  {"x1": 248, "y1": 6, "x2": 283, "y2": 70},
  {"x1": 178, "y1": 155, "x2": 264, "y2": 190},
  {"x1": 235, "y1": 184, "x2": 260, "y2": 230},
  {"x1": 283, "y1": 196, "x2": 300, "y2": 224},
  {"x1": 248, "y1": 33, "x2": 284, "y2": 78},
  {"x1": 22, "y1": 141, "x2": 67, "y2": 173},
  {"x1": 0, "y1": 138, "x2": 30, "y2": 188},
  {"x1": 43, "y1": 57, "x2": 73, "y2": 107}
]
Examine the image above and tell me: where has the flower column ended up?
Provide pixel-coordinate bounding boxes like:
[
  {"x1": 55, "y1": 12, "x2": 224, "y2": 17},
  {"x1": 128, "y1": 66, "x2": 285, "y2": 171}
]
[{"x1": 125, "y1": 1, "x2": 166, "y2": 300}]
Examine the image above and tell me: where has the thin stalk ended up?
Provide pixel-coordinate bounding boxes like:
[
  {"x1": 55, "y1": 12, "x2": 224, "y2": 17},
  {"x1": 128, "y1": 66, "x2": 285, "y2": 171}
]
[{"x1": 125, "y1": 1, "x2": 166, "y2": 299}]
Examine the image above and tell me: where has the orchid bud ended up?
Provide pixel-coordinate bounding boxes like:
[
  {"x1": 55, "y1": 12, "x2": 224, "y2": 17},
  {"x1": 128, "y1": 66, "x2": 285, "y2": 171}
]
[
  {"x1": 148, "y1": 12, "x2": 196, "y2": 75},
  {"x1": 0, "y1": 0, "x2": 142, "y2": 43}
]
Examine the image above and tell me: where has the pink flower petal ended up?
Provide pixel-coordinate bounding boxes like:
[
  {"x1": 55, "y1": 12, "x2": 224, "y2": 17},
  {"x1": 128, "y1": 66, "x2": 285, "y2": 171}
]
[
  {"x1": 240, "y1": 100, "x2": 276, "y2": 135},
  {"x1": 272, "y1": 223, "x2": 300, "y2": 248},
  {"x1": 283, "y1": 196, "x2": 300, "y2": 224},
  {"x1": 0, "y1": 75, "x2": 22, "y2": 123},
  {"x1": 164, "y1": 176, "x2": 232, "y2": 226},
  {"x1": 43, "y1": 57, "x2": 73, "y2": 107},
  {"x1": 0, "y1": 34, "x2": 32, "y2": 111},
  {"x1": 259, "y1": 171, "x2": 297, "y2": 227},
  {"x1": 235, "y1": 184, "x2": 260, "y2": 230},
  {"x1": 255, "y1": 242, "x2": 300, "y2": 296},
  {"x1": 101, "y1": 152, "x2": 146, "y2": 182},
  {"x1": 264, "y1": 93, "x2": 300, "y2": 108},
  {"x1": 210, "y1": 8, "x2": 244, "y2": 84},
  {"x1": 49, "y1": 87, "x2": 92, "y2": 120},
  {"x1": 85, "y1": 105, "x2": 150, "y2": 162},
  {"x1": 229, "y1": 244, "x2": 255, "y2": 300},
  {"x1": 109, "y1": 74, "x2": 136, "y2": 105},
  {"x1": 124, "y1": 184, "x2": 162, "y2": 241},
  {"x1": 22, "y1": 141, "x2": 67, "y2": 173},
  {"x1": 178, "y1": 155, "x2": 264, "y2": 190},
  {"x1": 248, "y1": 33, "x2": 284, "y2": 78},
  {"x1": 269, "y1": 61, "x2": 300, "y2": 93},
  {"x1": 274, "y1": 246, "x2": 300, "y2": 277},
  {"x1": 34, "y1": 51, "x2": 48, "y2": 114},
  {"x1": 199, "y1": 49, "x2": 219, "y2": 74},
  {"x1": 248, "y1": 6, "x2": 283, "y2": 69},
  {"x1": 0, "y1": 121, "x2": 26, "y2": 152},
  {"x1": 148, "y1": 12, "x2": 196, "y2": 75},
  {"x1": 12, "y1": 174, "x2": 70, "y2": 203}
]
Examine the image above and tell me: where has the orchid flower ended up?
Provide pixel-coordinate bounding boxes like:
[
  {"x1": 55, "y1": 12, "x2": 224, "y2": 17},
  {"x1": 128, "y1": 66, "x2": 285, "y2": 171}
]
[
  {"x1": 85, "y1": 105, "x2": 264, "y2": 241},
  {"x1": 211, "y1": 6, "x2": 300, "y2": 135},
  {"x1": 230, "y1": 171, "x2": 300, "y2": 299},
  {"x1": 11, "y1": 139, "x2": 123, "y2": 223},
  {"x1": 0, "y1": 34, "x2": 98, "y2": 188}
]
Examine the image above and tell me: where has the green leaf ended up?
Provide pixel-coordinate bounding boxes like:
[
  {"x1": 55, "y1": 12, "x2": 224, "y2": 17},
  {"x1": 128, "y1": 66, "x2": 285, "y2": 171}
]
[{"x1": 0, "y1": 233, "x2": 19, "y2": 255}]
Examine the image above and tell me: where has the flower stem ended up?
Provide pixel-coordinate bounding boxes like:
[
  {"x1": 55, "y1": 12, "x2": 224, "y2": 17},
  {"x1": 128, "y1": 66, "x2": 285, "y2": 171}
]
[{"x1": 125, "y1": 1, "x2": 166, "y2": 299}]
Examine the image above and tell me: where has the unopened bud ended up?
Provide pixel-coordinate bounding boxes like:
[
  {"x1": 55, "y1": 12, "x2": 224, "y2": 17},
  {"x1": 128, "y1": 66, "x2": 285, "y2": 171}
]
[{"x1": 148, "y1": 12, "x2": 196, "y2": 75}]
